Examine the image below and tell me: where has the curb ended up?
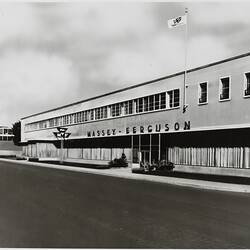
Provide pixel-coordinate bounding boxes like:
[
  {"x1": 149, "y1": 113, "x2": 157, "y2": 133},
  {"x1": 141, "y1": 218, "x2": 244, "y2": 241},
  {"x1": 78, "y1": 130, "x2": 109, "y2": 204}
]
[{"x1": 1, "y1": 158, "x2": 250, "y2": 193}]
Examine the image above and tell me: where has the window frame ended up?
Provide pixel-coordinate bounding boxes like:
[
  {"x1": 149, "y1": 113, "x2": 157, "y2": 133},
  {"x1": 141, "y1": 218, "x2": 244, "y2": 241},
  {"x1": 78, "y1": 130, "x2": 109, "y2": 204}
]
[
  {"x1": 167, "y1": 88, "x2": 180, "y2": 109},
  {"x1": 243, "y1": 71, "x2": 250, "y2": 98},
  {"x1": 219, "y1": 76, "x2": 231, "y2": 102},
  {"x1": 197, "y1": 81, "x2": 208, "y2": 105}
]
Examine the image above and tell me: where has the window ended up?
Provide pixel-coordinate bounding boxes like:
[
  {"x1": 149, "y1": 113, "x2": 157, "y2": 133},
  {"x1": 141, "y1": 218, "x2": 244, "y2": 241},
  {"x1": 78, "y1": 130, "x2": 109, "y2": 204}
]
[
  {"x1": 83, "y1": 111, "x2": 88, "y2": 122},
  {"x1": 143, "y1": 97, "x2": 149, "y2": 112},
  {"x1": 66, "y1": 115, "x2": 69, "y2": 125},
  {"x1": 244, "y1": 72, "x2": 250, "y2": 97},
  {"x1": 90, "y1": 110, "x2": 94, "y2": 120},
  {"x1": 95, "y1": 108, "x2": 101, "y2": 120},
  {"x1": 58, "y1": 117, "x2": 62, "y2": 126},
  {"x1": 111, "y1": 103, "x2": 121, "y2": 117},
  {"x1": 160, "y1": 93, "x2": 166, "y2": 109},
  {"x1": 219, "y1": 77, "x2": 230, "y2": 101},
  {"x1": 72, "y1": 114, "x2": 76, "y2": 124},
  {"x1": 149, "y1": 95, "x2": 154, "y2": 111},
  {"x1": 95, "y1": 107, "x2": 107, "y2": 120},
  {"x1": 198, "y1": 82, "x2": 208, "y2": 104},
  {"x1": 49, "y1": 119, "x2": 53, "y2": 127},
  {"x1": 155, "y1": 94, "x2": 160, "y2": 110},
  {"x1": 124, "y1": 100, "x2": 133, "y2": 115},
  {"x1": 103, "y1": 106, "x2": 108, "y2": 119},
  {"x1": 135, "y1": 98, "x2": 143, "y2": 113},
  {"x1": 167, "y1": 89, "x2": 180, "y2": 108},
  {"x1": 138, "y1": 98, "x2": 143, "y2": 113}
]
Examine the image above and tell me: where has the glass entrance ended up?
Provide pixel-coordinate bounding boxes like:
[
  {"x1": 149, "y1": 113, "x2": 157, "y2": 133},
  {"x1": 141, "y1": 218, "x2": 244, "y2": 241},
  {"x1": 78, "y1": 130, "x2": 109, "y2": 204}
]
[{"x1": 141, "y1": 150, "x2": 150, "y2": 164}]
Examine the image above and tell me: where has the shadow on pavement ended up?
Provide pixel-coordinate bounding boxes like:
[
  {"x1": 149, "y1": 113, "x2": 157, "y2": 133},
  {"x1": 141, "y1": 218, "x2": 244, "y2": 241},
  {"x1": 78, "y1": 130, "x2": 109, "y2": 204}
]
[{"x1": 133, "y1": 168, "x2": 250, "y2": 185}]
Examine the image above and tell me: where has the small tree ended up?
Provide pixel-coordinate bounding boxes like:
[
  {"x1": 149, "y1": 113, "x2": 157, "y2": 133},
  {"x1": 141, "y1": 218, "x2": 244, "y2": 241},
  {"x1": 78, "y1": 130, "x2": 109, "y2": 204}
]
[{"x1": 12, "y1": 121, "x2": 21, "y2": 146}]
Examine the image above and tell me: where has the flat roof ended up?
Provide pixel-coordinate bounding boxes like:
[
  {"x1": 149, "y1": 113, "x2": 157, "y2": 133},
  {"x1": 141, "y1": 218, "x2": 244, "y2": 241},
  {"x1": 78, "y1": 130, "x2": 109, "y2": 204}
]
[{"x1": 21, "y1": 51, "x2": 250, "y2": 120}]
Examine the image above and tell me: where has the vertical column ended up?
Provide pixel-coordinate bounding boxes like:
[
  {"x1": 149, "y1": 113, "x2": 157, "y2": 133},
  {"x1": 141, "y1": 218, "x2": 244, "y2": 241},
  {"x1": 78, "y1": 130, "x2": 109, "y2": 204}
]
[
  {"x1": 149, "y1": 134, "x2": 152, "y2": 164},
  {"x1": 131, "y1": 135, "x2": 133, "y2": 164},
  {"x1": 139, "y1": 134, "x2": 141, "y2": 166},
  {"x1": 158, "y1": 133, "x2": 161, "y2": 162},
  {"x1": 60, "y1": 138, "x2": 63, "y2": 164}
]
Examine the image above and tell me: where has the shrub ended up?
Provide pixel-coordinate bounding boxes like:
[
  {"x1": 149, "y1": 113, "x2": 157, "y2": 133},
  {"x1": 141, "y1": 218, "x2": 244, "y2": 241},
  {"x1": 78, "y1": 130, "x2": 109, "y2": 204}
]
[
  {"x1": 157, "y1": 160, "x2": 175, "y2": 171},
  {"x1": 28, "y1": 157, "x2": 39, "y2": 162},
  {"x1": 108, "y1": 153, "x2": 128, "y2": 168},
  {"x1": 16, "y1": 155, "x2": 26, "y2": 160}
]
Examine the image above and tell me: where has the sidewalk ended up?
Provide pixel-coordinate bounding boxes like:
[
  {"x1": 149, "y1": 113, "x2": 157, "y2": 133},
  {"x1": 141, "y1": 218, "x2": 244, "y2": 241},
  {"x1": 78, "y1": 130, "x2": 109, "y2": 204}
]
[{"x1": 1, "y1": 158, "x2": 250, "y2": 193}]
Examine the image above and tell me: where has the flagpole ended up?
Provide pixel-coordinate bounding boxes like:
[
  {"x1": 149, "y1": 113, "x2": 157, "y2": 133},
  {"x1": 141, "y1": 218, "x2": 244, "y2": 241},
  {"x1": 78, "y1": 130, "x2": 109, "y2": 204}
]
[{"x1": 183, "y1": 7, "x2": 188, "y2": 113}]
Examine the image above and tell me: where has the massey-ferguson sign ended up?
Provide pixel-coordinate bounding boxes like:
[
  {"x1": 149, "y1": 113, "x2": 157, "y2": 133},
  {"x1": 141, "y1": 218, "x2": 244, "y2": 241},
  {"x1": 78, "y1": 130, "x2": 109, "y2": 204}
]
[{"x1": 87, "y1": 121, "x2": 191, "y2": 138}]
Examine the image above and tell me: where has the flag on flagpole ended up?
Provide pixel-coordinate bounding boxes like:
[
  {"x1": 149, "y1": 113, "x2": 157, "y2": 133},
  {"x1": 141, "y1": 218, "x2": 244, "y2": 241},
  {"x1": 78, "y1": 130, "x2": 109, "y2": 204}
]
[{"x1": 168, "y1": 15, "x2": 187, "y2": 29}]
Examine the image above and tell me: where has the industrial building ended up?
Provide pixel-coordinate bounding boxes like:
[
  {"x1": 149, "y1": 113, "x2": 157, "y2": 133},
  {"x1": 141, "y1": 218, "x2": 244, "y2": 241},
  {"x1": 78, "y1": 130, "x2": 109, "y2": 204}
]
[
  {"x1": 0, "y1": 126, "x2": 21, "y2": 156},
  {"x1": 20, "y1": 52, "x2": 250, "y2": 176}
]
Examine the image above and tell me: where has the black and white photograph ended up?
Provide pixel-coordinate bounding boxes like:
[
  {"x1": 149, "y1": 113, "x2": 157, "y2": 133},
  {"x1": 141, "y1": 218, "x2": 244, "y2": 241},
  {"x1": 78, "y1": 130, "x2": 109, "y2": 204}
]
[{"x1": 1, "y1": 0, "x2": 250, "y2": 248}]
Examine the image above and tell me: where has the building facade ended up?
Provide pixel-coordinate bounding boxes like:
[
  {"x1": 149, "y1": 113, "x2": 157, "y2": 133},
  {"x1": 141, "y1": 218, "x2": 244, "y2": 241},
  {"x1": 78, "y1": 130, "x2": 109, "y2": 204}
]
[
  {"x1": 21, "y1": 52, "x2": 250, "y2": 175},
  {"x1": 0, "y1": 126, "x2": 21, "y2": 156}
]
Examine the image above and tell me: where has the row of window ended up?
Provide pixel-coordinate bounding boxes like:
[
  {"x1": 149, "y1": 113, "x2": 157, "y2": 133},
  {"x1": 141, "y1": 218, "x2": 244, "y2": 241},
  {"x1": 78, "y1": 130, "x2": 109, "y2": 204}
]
[
  {"x1": 198, "y1": 72, "x2": 250, "y2": 104},
  {"x1": 0, "y1": 135, "x2": 13, "y2": 141},
  {"x1": 25, "y1": 89, "x2": 180, "y2": 132},
  {"x1": 25, "y1": 72, "x2": 250, "y2": 132},
  {"x1": 0, "y1": 128, "x2": 12, "y2": 135}
]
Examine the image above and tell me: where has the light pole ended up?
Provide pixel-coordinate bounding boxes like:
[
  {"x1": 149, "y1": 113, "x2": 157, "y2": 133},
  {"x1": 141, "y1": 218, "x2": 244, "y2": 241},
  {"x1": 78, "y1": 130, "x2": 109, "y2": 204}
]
[{"x1": 53, "y1": 127, "x2": 71, "y2": 164}]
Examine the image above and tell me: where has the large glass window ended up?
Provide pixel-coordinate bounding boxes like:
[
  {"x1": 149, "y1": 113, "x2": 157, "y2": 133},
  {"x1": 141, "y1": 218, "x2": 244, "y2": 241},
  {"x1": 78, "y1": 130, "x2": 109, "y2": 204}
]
[
  {"x1": 155, "y1": 94, "x2": 160, "y2": 110},
  {"x1": 95, "y1": 108, "x2": 101, "y2": 120},
  {"x1": 138, "y1": 98, "x2": 143, "y2": 113},
  {"x1": 167, "y1": 89, "x2": 180, "y2": 108},
  {"x1": 89, "y1": 110, "x2": 94, "y2": 120},
  {"x1": 95, "y1": 106, "x2": 108, "y2": 120},
  {"x1": 83, "y1": 111, "x2": 88, "y2": 122},
  {"x1": 244, "y1": 72, "x2": 250, "y2": 97},
  {"x1": 111, "y1": 103, "x2": 121, "y2": 117},
  {"x1": 160, "y1": 93, "x2": 166, "y2": 109},
  {"x1": 143, "y1": 97, "x2": 149, "y2": 112},
  {"x1": 124, "y1": 100, "x2": 133, "y2": 115},
  {"x1": 198, "y1": 82, "x2": 208, "y2": 104},
  {"x1": 219, "y1": 77, "x2": 230, "y2": 101},
  {"x1": 149, "y1": 95, "x2": 154, "y2": 111},
  {"x1": 25, "y1": 90, "x2": 176, "y2": 132}
]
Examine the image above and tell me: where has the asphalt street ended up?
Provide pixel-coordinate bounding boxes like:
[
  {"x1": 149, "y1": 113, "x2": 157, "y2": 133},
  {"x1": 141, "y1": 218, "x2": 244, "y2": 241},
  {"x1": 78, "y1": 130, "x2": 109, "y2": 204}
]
[{"x1": 0, "y1": 160, "x2": 250, "y2": 248}]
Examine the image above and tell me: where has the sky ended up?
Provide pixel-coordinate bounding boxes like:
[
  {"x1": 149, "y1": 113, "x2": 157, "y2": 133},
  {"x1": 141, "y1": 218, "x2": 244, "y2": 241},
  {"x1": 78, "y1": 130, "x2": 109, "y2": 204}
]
[{"x1": 1, "y1": 1, "x2": 250, "y2": 126}]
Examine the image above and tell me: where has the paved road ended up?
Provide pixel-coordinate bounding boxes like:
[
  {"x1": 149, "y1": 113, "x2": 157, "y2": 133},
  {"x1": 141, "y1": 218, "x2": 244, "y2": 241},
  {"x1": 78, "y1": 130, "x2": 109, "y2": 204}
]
[{"x1": 0, "y1": 160, "x2": 250, "y2": 248}]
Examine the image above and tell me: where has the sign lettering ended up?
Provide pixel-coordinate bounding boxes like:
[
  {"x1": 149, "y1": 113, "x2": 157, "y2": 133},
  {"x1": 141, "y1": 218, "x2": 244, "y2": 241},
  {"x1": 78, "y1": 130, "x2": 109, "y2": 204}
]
[{"x1": 86, "y1": 121, "x2": 191, "y2": 138}]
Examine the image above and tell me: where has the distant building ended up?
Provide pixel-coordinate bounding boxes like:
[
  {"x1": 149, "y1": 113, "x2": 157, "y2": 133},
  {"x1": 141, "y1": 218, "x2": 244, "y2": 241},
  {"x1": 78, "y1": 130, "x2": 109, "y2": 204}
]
[
  {"x1": 20, "y1": 52, "x2": 250, "y2": 177},
  {"x1": 0, "y1": 126, "x2": 13, "y2": 141},
  {"x1": 0, "y1": 126, "x2": 22, "y2": 156}
]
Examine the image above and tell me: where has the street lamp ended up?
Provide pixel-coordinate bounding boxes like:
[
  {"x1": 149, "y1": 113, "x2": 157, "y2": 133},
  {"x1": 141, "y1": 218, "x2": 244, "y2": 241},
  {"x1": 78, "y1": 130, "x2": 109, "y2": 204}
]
[{"x1": 53, "y1": 127, "x2": 71, "y2": 164}]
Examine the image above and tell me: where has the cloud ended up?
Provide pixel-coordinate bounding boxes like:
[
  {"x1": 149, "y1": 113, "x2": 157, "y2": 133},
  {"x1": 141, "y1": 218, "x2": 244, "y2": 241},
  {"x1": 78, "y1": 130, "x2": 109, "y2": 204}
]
[
  {"x1": 0, "y1": 2, "x2": 249, "y2": 127},
  {"x1": 0, "y1": 49, "x2": 79, "y2": 125},
  {"x1": 190, "y1": 2, "x2": 250, "y2": 26},
  {"x1": 188, "y1": 35, "x2": 231, "y2": 68},
  {"x1": 0, "y1": 3, "x2": 37, "y2": 44}
]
